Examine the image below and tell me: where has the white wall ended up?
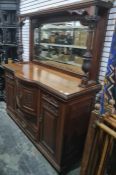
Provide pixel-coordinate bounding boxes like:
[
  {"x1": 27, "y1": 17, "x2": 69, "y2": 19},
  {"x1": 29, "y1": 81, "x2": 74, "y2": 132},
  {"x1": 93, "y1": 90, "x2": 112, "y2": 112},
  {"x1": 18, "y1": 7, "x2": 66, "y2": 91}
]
[
  {"x1": 20, "y1": 0, "x2": 84, "y2": 14},
  {"x1": 99, "y1": 1, "x2": 116, "y2": 82},
  {"x1": 20, "y1": 0, "x2": 116, "y2": 82},
  {"x1": 21, "y1": 18, "x2": 30, "y2": 61}
]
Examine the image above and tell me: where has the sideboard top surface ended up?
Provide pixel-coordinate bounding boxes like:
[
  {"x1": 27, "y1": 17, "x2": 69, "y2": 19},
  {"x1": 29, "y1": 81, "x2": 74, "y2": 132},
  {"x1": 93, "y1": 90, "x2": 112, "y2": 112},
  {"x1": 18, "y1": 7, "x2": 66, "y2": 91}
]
[{"x1": 4, "y1": 63, "x2": 100, "y2": 99}]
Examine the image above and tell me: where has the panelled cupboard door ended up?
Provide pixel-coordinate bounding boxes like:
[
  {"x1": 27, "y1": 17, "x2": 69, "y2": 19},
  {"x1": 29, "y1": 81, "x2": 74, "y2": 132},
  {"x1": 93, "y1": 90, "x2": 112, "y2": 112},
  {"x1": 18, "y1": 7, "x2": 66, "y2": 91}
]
[
  {"x1": 15, "y1": 79, "x2": 38, "y2": 116},
  {"x1": 6, "y1": 81, "x2": 15, "y2": 113},
  {"x1": 21, "y1": 86, "x2": 37, "y2": 115},
  {"x1": 39, "y1": 92, "x2": 61, "y2": 160}
]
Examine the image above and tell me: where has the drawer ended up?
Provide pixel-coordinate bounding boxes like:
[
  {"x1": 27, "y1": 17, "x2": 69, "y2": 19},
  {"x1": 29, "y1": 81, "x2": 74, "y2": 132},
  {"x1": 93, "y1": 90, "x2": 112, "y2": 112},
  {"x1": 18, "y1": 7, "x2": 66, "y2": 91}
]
[
  {"x1": 42, "y1": 93, "x2": 59, "y2": 108},
  {"x1": 41, "y1": 92, "x2": 60, "y2": 117}
]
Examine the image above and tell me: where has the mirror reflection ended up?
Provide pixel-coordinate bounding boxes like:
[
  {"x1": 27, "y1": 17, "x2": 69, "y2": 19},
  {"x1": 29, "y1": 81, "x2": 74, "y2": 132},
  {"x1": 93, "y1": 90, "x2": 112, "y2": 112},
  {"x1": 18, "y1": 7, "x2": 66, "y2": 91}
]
[{"x1": 33, "y1": 21, "x2": 89, "y2": 73}]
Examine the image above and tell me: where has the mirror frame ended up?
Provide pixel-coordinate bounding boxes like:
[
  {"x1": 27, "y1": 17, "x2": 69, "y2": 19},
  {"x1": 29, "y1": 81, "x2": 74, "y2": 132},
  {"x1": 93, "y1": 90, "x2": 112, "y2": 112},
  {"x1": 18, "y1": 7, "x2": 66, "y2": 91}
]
[{"x1": 29, "y1": 0, "x2": 112, "y2": 82}]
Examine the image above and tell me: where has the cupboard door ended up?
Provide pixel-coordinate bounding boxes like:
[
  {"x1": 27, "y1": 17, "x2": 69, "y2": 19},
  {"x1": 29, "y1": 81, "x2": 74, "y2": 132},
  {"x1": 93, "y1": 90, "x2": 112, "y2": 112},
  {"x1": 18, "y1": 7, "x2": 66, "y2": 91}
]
[
  {"x1": 5, "y1": 71, "x2": 15, "y2": 113},
  {"x1": 16, "y1": 79, "x2": 37, "y2": 116},
  {"x1": 21, "y1": 87, "x2": 37, "y2": 115},
  {"x1": 39, "y1": 93, "x2": 60, "y2": 157},
  {"x1": 6, "y1": 81, "x2": 15, "y2": 113}
]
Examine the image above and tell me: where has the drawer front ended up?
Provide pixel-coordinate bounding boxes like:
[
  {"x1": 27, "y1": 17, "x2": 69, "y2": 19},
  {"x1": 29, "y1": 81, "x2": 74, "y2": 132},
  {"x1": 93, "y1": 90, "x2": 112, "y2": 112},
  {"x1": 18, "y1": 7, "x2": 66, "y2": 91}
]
[{"x1": 42, "y1": 94, "x2": 59, "y2": 108}]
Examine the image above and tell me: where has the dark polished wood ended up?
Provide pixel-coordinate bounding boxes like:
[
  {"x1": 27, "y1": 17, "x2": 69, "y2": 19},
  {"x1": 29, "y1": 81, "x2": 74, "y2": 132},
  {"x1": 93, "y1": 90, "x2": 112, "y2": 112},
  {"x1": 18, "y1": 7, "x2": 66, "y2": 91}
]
[
  {"x1": 4, "y1": 0, "x2": 113, "y2": 173},
  {"x1": 4, "y1": 62, "x2": 100, "y2": 173}
]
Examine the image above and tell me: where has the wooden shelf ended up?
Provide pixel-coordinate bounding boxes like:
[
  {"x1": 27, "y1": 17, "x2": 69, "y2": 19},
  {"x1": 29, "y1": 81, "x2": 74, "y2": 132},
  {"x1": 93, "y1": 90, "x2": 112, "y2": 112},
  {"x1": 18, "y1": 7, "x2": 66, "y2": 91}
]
[
  {"x1": 41, "y1": 26, "x2": 88, "y2": 30},
  {"x1": 34, "y1": 55, "x2": 83, "y2": 67},
  {"x1": 37, "y1": 43, "x2": 87, "y2": 49}
]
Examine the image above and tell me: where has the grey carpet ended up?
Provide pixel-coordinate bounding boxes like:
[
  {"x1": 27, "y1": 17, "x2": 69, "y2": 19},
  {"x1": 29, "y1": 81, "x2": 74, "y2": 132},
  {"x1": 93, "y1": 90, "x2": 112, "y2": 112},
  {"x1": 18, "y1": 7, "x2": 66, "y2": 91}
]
[{"x1": 0, "y1": 102, "x2": 80, "y2": 175}]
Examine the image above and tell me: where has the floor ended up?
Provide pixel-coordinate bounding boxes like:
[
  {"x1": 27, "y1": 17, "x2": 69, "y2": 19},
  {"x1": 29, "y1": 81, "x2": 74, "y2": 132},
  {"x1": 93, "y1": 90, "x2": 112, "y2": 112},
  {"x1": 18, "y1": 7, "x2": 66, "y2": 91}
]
[{"x1": 0, "y1": 102, "x2": 80, "y2": 175}]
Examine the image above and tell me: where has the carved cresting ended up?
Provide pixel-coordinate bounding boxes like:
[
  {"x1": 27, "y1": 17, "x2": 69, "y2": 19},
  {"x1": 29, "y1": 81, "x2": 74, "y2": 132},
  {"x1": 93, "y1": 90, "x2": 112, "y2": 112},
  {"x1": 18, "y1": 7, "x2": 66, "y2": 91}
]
[{"x1": 68, "y1": 6, "x2": 99, "y2": 28}]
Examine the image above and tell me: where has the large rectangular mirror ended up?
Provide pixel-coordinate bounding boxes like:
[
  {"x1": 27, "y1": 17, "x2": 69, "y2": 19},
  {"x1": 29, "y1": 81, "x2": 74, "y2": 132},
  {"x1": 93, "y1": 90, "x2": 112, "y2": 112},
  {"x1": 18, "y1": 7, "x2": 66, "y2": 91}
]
[{"x1": 33, "y1": 21, "x2": 90, "y2": 75}]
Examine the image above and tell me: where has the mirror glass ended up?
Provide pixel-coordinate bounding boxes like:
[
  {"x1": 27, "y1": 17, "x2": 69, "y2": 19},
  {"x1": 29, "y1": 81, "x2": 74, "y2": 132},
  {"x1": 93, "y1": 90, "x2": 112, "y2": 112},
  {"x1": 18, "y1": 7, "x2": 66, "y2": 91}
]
[{"x1": 33, "y1": 21, "x2": 89, "y2": 74}]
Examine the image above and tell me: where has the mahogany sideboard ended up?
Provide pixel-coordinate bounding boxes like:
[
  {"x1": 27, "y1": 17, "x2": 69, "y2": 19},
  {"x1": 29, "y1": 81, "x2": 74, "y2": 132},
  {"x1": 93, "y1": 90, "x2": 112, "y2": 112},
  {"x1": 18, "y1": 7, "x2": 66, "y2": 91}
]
[
  {"x1": 8, "y1": 0, "x2": 113, "y2": 173},
  {"x1": 4, "y1": 62, "x2": 100, "y2": 173}
]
